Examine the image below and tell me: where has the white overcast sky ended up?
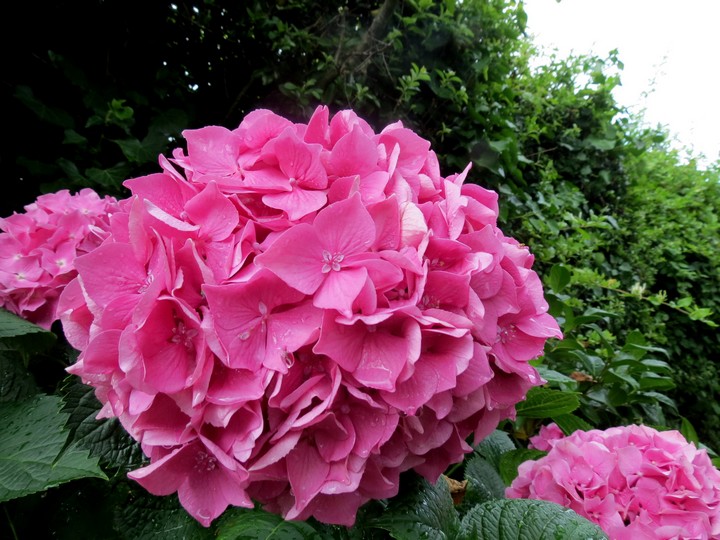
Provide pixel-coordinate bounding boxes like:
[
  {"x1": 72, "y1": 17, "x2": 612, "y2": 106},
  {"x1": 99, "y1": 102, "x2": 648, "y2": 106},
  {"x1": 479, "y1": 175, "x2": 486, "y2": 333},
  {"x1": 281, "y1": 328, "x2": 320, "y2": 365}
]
[{"x1": 522, "y1": 0, "x2": 720, "y2": 164}]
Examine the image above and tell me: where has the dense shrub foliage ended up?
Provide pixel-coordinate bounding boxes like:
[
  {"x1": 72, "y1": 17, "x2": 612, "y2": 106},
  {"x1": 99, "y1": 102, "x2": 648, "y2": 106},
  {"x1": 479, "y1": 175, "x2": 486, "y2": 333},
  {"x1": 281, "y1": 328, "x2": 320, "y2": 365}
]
[{"x1": 2, "y1": 0, "x2": 718, "y2": 537}]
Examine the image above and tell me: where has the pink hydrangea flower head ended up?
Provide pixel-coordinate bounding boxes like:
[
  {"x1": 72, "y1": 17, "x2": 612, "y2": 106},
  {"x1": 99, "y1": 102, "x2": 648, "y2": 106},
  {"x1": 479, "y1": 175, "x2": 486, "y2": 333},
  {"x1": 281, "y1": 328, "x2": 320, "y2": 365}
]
[
  {"x1": 55, "y1": 106, "x2": 561, "y2": 527},
  {"x1": 0, "y1": 188, "x2": 119, "y2": 328},
  {"x1": 508, "y1": 424, "x2": 720, "y2": 539}
]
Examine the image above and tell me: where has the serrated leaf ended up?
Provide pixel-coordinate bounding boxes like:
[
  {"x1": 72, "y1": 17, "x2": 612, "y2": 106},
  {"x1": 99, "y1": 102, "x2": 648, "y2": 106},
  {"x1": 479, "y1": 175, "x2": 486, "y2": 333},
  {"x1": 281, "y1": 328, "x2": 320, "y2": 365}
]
[
  {"x1": 369, "y1": 474, "x2": 459, "y2": 540},
  {"x1": 216, "y1": 507, "x2": 321, "y2": 539},
  {"x1": 462, "y1": 455, "x2": 506, "y2": 505},
  {"x1": 498, "y1": 449, "x2": 547, "y2": 485},
  {"x1": 0, "y1": 394, "x2": 106, "y2": 502},
  {"x1": 459, "y1": 498, "x2": 608, "y2": 539},
  {"x1": 474, "y1": 430, "x2": 516, "y2": 469},
  {"x1": 60, "y1": 378, "x2": 144, "y2": 470},
  {"x1": 515, "y1": 387, "x2": 580, "y2": 418},
  {"x1": 114, "y1": 488, "x2": 213, "y2": 540},
  {"x1": 550, "y1": 414, "x2": 593, "y2": 435},
  {"x1": 0, "y1": 351, "x2": 39, "y2": 402},
  {"x1": 0, "y1": 309, "x2": 57, "y2": 354}
]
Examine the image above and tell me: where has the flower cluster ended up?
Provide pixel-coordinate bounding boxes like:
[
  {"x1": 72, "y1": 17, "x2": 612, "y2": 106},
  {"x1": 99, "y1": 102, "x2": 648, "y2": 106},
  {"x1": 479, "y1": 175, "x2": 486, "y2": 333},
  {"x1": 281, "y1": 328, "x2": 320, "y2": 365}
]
[
  {"x1": 0, "y1": 188, "x2": 118, "y2": 328},
  {"x1": 508, "y1": 424, "x2": 720, "y2": 539},
  {"x1": 59, "y1": 106, "x2": 561, "y2": 526}
]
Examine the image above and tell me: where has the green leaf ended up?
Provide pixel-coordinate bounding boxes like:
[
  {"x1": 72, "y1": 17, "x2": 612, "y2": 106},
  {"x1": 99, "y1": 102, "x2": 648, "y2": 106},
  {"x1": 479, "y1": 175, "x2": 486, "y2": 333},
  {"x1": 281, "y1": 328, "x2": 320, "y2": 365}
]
[
  {"x1": 462, "y1": 455, "x2": 506, "y2": 505},
  {"x1": 459, "y1": 499, "x2": 608, "y2": 539},
  {"x1": 0, "y1": 351, "x2": 39, "y2": 403},
  {"x1": 498, "y1": 449, "x2": 547, "y2": 485},
  {"x1": 60, "y1": 378, "x2": 144, "y2": 470},
  {"x1": 515, "y1": 387, "x2": 580, "y2": 418},
  {"x1": 114, "y1": 487, "x2": 213, "y2": 540},
  {"x1": 680, "y1": 416, "x2": 699, "y2": 445},
  {"x1": 547, "y1": 265, "x2": 571, "y2": 293},
  {"x1": 475, "y1": 430, "x2": 516, "y2": 469},
  {"x1": 550, "y1": 414, "x2": 593, "y2": 436},
  {"x1": 585, "y1": 136, "x2": 615, "y2": 151},
  {"x1": 0, "y1": 309, "x2": 57, "y2": 354},
  {"x1": 57, "y1": 157, "x2": 86, "y2": 183},
  {"x1": 14, "y1": 85, "x2": 76, "y2": 128},
  {"x1": 369, "y1": 474, "x2": 459, "y2": 540},
  {"x1": 85, "y1": 163, "x2": 132, "y2": 189},
  {"x1": 215, "y1": 507, "x2": 321, "y2": 539},
  {"x1": 63, "y1": 129, "x2": 89, "y2": 146},
  {"x1": 535, "y1": 366, "x2": 576, "y2": 386},
  {"x1": 0, "y1": 394, "x2": 106, "y2": 502},
  {"x1": 113, "y1": 138, "x2": 158, "y2": 164}
]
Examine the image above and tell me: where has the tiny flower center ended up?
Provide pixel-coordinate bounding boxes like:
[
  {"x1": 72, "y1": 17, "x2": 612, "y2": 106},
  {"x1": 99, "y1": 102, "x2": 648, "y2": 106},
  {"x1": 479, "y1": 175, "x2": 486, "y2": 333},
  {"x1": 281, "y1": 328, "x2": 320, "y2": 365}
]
[
  {"x1": 321, "y1": 250, "x2": 344, "y2": 273},
  {"x1": 170, "y1": 320, "x2": 198, "y2": 349},
  {"x1": 138, "y1": 271, "x2": 154, "y2": 293},
  {"x1": 497, "y1": 324, "x2": 517, "y2": 344},
  {"x1": 194, "y1": 450, "x2": 218, "y2": 473}
]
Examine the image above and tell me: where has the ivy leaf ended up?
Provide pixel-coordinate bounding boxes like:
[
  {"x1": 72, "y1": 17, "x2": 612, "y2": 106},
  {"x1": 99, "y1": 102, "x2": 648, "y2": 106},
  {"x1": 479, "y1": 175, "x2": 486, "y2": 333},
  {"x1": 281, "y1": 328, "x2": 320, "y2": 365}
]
[
  {"x1": 459, "y1": 499, "x2": 608, "y2": 539},
  {"x1": 114, "y1": 487, "x2": 213, "y2": 540},
  {"x1": 369, "y1": 474, "x2": 459, "y2": 539},
  {"x1": 215, "y1": 507, "x2": 321, "y2": 539},
  {"x1": 113, "y1": 138, "x2": 158, "y2": 164},
  {"x1": 498, "y1": 449, "x2": 547, "y2": 485},
  {"x1": 0, "y1": 394, "x2": 106, "y2": 503},
  {"x1": 515, "y1": 387, "x2": 580, "y2": 418},
  {"x1": 85, "y1": 163, "x2": 132, "y2": 190},
  {"x1": 14, "y1": 85, "x2": 76, "y2": 128}
]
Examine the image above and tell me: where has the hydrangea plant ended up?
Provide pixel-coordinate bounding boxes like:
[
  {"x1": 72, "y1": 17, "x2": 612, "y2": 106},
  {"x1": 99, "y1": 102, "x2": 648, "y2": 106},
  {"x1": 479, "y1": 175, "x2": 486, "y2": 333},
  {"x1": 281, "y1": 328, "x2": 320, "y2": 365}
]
[
  {"x1": 508, "y1": 423, "x2": 720, "y2": 539},
  {"x1": 3, "y1": 106, "x2": 561, "y2": 527},
  {"x1": 0, "y1": 189, "x2": 118, "y2": 328}
]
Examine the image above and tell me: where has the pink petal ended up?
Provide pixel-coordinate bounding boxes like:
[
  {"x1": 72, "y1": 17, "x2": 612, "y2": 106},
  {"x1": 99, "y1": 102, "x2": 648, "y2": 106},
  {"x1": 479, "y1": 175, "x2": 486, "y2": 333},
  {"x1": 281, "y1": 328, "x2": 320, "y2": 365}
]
[
  {"x1": 255, "y1": 224, "x2": 325, "y2": 294},
  {"x1": 314, "y1": 194, "x2": 375, "y2": 256}
]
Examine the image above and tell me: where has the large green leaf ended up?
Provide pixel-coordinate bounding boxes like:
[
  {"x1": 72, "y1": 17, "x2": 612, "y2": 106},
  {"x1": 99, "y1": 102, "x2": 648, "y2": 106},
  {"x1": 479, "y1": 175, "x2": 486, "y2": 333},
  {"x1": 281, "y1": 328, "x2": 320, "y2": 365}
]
[
  {"x1": 370, "y1": 474, "x2": 460, "y2": 540},
  {"x1": 515, "y1": 387, "x2": 580, "y2": 418},
  {"x1": 459, "y1": 499, "x2": 608, "y2": 539},
  {"x1": 0, "y1": 351, "x2": 39, "y2": 402},
  {"x1": 0, "y1": 309, "x2": 56, "y2": 354},
  {"x1": 462, "y1": 455, "x2": 506, "y2": 505},
  {"x1": 551, "y1": 414, "x2": 593, "y2": 436},
  {"x1": 498, "y1": 449, "x2": 546, "y2": 485},
  {"x1": 215, "y1": 507, "x2": 321, "y2": 540},
  {"x1": 60, "y1": 378, "x2": 144, "y2": 470},
  {"x1": 0, "y1": 394, "x2": 106, "y2": 502},
  {"x1": 114, "y1": 487, "x2": 213, "y2": 540},
  {"x1": 474, "y1": 430, "x2": 516, "y2": 469}
]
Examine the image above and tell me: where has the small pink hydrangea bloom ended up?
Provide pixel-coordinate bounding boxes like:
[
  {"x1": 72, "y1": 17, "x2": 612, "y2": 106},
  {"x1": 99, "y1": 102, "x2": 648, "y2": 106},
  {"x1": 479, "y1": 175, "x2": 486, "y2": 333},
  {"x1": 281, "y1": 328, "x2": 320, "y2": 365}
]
[
  {"x1": 55, "y1": 105, "x2": 562, "y2": 527},
  {"x1": 528, "y1": 422, "x2": 565, "y2": 451},
  {"x1": 0, "y1": 188, "x2": 119, "y2": 328},
  {"x1": 508, "y1": 423, "x2": 720, "y2": 539}
]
